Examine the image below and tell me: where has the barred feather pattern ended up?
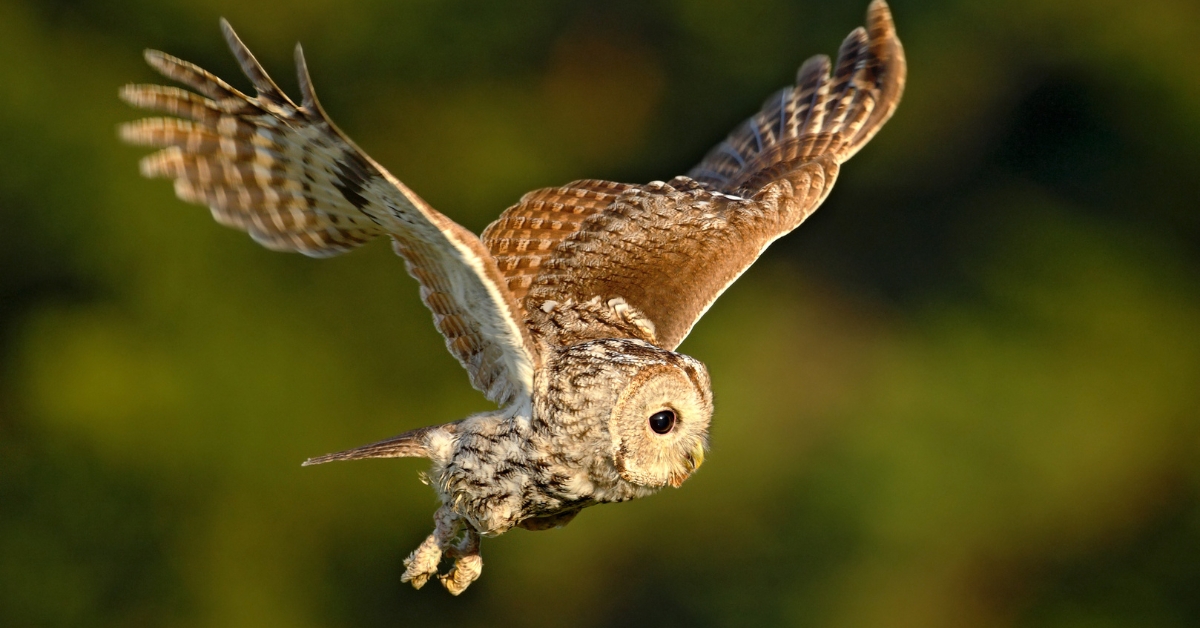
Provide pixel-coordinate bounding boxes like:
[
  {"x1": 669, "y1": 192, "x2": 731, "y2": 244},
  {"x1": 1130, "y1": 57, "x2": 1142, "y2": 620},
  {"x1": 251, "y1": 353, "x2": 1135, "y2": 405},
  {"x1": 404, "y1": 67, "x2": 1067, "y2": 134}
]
[
  {"x1": 688, "y1": 0, "x2": 905, "y2": 195},
  {"x1": 120, "y1": 49, "x2": 383, "y2": 256},
  {"x1": 525, "y1": 167, "x2": 836, "y2": 351},
  {"x1": 483, "y1": 1, "x2": 904, "y2": 351},
  {"x1": 522, "y1": 1, "x2": 906, "y2": 350},
  {"x1": 481, "y1": 179, "x2": 632, "y2": 302},
  {"x1": 119, "y1": 20, "x2": 538, "y2": 406}
]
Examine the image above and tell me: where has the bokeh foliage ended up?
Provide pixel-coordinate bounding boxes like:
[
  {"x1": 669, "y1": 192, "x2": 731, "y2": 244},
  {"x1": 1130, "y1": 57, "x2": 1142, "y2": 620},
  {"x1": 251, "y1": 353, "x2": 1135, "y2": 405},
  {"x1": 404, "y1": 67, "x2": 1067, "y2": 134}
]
[{"x1": 2, "y1": 0, "x2": 1198, "y2": 626}]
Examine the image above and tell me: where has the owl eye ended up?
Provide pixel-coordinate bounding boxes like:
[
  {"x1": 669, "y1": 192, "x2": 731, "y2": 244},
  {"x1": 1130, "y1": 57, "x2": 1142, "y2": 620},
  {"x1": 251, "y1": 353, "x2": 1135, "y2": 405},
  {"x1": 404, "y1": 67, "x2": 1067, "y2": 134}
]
[{"x1": 648, "y1": 410, "x2": 676, "y2": 434}]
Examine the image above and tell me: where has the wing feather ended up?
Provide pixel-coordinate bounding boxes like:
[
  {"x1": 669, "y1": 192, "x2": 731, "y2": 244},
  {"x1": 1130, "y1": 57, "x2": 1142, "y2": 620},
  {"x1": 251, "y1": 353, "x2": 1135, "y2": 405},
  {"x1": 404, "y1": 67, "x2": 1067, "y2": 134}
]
[
  {"x1": 524, "y1": 0, "x2": 905, "y2": 349},
  {"x1": 690, "y1": 0, "x2": 905, "y2": 193},
  {"x1": 481, "y1": 179, "x2": 633, "y2": 301},
  {"x1": 120, "y1": 21, "x2": 538, "y2": 406}
]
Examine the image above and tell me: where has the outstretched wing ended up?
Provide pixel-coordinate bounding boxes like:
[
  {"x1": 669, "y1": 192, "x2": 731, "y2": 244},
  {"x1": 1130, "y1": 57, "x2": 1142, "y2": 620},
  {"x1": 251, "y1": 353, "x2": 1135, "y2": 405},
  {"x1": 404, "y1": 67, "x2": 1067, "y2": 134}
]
[
  {"x1": 521, "y1": 0, "x2": 906, "y2": 350},
  {"x1": 688, "y1": 0, "x2": 905, "y2": 195},
  {"x1": 119, "y1": 20, "x2": 538, "y2": 406}
]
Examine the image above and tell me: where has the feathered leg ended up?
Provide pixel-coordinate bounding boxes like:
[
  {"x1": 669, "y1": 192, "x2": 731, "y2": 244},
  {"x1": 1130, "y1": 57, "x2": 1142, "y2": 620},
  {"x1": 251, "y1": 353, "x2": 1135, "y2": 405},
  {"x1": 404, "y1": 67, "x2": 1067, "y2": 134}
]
[
  {"x1": 439, "y1": 527, "x2": 482, "y2": 595},
  {"x1": 402, "y1": 505, "x2": 460, "y2": 589}
]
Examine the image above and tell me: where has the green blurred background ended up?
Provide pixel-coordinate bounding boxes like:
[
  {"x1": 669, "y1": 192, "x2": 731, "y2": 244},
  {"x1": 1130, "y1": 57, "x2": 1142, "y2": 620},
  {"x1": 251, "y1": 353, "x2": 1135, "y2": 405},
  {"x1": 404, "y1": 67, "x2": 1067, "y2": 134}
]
[{"x1": 2, "y1": 0, "x2": 1199, "y2": 626}]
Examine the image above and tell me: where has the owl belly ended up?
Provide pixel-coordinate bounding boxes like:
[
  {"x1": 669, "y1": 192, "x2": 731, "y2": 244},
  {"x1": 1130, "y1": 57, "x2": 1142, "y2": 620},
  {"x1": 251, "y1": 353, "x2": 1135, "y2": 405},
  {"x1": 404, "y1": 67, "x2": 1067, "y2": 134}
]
[
  {"x1": 437, "y1": 415, "x2": 593, "y2": 535},
  {"x1": 442, "y1": 458, "x2": 595, "y2": 535}
]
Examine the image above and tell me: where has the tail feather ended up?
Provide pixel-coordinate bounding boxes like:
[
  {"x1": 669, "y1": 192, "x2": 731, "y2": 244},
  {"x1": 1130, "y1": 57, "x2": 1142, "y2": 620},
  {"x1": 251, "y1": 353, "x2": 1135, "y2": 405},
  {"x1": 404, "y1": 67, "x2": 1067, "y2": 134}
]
[{"x1": 301, "y1": 425, "x2": 454, "y2": 466}]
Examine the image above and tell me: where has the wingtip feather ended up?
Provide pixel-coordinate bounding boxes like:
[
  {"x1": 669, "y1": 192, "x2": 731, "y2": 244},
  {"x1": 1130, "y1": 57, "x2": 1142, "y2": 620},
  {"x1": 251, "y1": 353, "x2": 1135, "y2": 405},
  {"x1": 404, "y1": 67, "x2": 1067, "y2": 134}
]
[
  {"x1": 117, "y1": 83, "x2": 138, "y2": 106},
  {"x1": 116, "y1": 121, "x2": 138, "y2": 145},
  {"x1": 219, "y1": 19, "x2": 256, "y2": 80},
  {"x1": 218, "y1": 18, "x2": 242, "y2": 61},
  {"x1": 142, "y1": 49, "x2": 174, "y2": 76},
  {"x1": 796, "y1": 54, "x2": 831, "y2": 84},
  {"x1": 294, "y1": 42, "x2": 322, "y2": 114},
  {"x1": 219, "y1": 18, "x2": 294, "y2": 106},
  {"x1": 868, "y1": 0, "x2": 896, "y2": 34}
]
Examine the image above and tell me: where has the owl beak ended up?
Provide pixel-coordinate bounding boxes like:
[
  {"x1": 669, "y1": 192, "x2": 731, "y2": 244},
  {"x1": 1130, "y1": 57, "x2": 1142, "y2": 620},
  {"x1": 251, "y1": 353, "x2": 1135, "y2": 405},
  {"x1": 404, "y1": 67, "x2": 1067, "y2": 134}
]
[
  {"x1": 667, "y1": 443, "x2": 707, "y2": 488},
  {"x1": 688, "y1": 443, "x2": 705, "y2": 472}
]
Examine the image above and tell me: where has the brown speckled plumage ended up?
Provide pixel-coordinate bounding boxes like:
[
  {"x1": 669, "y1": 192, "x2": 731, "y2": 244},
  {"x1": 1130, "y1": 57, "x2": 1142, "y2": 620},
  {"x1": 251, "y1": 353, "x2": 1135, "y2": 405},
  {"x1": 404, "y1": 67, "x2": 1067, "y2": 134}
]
[{"x1": 120, "y1": 1, "x2": 905, "y2": 595}]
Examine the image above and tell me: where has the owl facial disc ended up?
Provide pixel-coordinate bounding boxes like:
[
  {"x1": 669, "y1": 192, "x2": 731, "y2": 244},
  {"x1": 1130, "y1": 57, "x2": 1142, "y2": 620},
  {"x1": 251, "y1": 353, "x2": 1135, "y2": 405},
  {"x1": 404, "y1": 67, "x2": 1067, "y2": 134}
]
[{"x1": 608, "y1": 359, "x2": 713, "y2": 489}]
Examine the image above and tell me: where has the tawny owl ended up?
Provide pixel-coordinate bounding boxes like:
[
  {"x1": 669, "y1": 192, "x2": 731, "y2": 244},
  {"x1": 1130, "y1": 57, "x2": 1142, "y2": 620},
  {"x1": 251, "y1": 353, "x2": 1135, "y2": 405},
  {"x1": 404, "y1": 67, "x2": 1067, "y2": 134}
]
[{"x1": 120, "y1": 0, "x2": 905, "y2": 594}]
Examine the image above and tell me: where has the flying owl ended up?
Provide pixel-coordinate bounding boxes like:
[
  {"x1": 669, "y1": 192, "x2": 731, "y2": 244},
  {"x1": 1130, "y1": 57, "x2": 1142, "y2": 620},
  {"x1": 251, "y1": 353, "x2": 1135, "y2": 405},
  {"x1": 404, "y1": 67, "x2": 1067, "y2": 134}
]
[{"x1": 120, "y1": 0, "x2": 905, "y2": 595}]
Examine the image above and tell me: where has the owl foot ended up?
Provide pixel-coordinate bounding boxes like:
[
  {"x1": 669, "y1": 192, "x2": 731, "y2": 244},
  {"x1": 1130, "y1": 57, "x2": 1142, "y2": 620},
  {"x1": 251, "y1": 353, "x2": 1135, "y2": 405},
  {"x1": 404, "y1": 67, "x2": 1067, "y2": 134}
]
[
  {"x1": 401, "y1": 505, "x2": 459, "y2": 590},
  {"x1": 439, "y1": 527, "x2": 482, "y2": 595},
  {"x1": 401, "y1": 535, "x2": 441, "y2": 589},
  {"x1": 401, "y1": 506, "x2": 484, "y2": 594}
]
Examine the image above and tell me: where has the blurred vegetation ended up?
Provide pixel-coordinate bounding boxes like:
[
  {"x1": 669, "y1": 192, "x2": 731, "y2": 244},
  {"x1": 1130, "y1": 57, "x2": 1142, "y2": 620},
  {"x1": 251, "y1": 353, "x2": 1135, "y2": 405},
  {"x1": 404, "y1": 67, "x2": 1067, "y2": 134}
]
[{"x1": 2, "y1": 0, "x2": 1199, "y2": 626}]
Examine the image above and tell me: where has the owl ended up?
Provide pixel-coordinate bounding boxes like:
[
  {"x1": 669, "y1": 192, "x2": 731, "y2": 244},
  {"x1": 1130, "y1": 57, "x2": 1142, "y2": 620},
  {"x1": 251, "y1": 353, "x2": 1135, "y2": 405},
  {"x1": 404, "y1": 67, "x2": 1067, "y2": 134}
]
[{"x1": 120, "y1": 0, "x2": 905, "y2": 595}]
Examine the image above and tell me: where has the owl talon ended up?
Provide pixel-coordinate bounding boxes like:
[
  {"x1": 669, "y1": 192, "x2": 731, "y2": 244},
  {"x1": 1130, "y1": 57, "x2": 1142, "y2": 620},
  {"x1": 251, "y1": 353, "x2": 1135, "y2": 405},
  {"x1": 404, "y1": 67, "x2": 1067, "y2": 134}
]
[
  {"x1": 400, "y1": 535, "x2": 441, "y2": 590},
  {"x1": 401, "y1": 505, "x2": 460, "y2": 591},
  {"x1": 404, "y1": 570, "x2": 432, "y2": 590},
  {"x1": 438, "y1": 527, "x2": 482, "y2": 595},
  {"x1": 438, "y1": 554, "x2": 482, "y2": 595}
]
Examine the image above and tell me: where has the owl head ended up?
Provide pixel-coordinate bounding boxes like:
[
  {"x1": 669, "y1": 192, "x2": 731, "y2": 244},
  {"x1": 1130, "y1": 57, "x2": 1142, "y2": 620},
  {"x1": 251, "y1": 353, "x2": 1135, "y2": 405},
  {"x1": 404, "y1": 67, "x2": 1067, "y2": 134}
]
[{"x1": 546, "y1": 339, "x2": 713, "y2": 490}]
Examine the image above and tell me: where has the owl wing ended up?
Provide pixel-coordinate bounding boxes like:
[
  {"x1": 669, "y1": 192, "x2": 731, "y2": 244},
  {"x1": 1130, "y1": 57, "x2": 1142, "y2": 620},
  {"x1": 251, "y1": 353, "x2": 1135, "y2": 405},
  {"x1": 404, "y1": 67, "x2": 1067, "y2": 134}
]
[
  {"x1": 119, "y1": 20, "x2": 538, "y2": 406},
  {"x1": 481, "y1": 179, "x2": 635, "y2": 302},
  {"x1": 521, "y1": 0, "x2": 905, "y2": 350}
]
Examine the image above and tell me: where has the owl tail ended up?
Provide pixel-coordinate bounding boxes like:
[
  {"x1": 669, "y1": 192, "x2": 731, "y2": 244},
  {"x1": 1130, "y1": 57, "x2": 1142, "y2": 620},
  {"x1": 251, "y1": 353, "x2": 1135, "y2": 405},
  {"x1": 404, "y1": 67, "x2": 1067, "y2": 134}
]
[
  {"x1": 688, "y1": 0, "x2": 905, "y2": 195},
  {"x1": 301, "y1": 423, "x2": 455, "y2": 466}
]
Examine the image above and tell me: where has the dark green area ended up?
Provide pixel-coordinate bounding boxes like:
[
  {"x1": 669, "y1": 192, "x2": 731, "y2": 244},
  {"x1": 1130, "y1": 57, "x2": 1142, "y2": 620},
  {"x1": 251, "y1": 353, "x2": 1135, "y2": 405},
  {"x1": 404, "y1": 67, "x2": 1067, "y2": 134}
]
[{"x1": 1, "y1": 0, "x2": 1198, "y2": 626}]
